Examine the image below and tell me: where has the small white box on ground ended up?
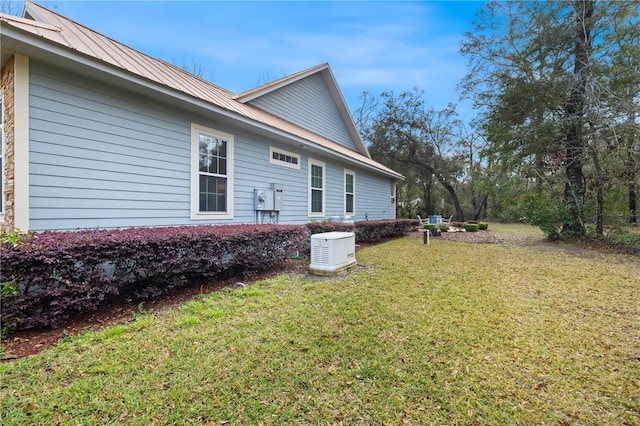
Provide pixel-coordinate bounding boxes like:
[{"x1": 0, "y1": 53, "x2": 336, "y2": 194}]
[{"x1": 308, "y1": 232, "x2": 357, "y2": 276}]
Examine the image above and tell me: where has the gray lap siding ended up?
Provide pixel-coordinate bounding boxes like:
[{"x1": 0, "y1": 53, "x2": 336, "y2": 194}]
[
  {"x1": 29, "y1": 61, "x2": 191, "y2": 230},
  {"x1": 28, "y1": 61, "x2": 394, "y2": 231},
  {"x1": 247, "y1": 73, "x2": 358, "y2": 152}
]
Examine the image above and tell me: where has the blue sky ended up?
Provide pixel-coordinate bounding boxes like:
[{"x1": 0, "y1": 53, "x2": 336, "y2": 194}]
[{"x1": 35, "y1": 1, "x2": 484, "y2": 119}]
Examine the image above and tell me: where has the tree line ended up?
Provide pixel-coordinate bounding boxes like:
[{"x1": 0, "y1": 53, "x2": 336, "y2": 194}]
[{"x1": 355, "y1": 0, "x2": 639, "y2": 238}]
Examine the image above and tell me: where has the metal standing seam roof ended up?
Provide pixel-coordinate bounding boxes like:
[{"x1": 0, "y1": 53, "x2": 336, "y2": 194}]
[{"x1": 3, "y1": 1, "x2": 403, "y2": 179}]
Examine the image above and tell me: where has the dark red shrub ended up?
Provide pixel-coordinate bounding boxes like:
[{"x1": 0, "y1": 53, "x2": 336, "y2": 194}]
[
  {"x1": 354, "y1": 219, "x2": 412, "y2": 242},
  {"x1": 1, "y1": 224, "x2": 305, "y2": 332},
  {"x1": 306, "y1": 222, "x2": 356, "y2": 235},
  {"x1": 304, "y1": 219, "x2": 411, "y2": 244}
]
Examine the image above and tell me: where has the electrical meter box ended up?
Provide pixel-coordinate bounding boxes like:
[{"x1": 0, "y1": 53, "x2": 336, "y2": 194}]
[
  {"x1": 254, "y1": 189, "x2": 274, "y2": 211},
  {"x1": 255, "y1": 184, "x2": 283, "y2": 211}
]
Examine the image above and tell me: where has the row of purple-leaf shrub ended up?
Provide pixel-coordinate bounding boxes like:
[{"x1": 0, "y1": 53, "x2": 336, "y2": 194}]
[
  {"x1": 305, "y1": 219, "x2": 412, "y2": 243},
  {"x1": 0, "y1": 224, "x2": 306, "y2": 332},
  {"x1": 354, "y1": 219, "x2": 413, "y2": 242},
  {"x1": 306, "y1": 222, "x2": 356, "y2": 236}
]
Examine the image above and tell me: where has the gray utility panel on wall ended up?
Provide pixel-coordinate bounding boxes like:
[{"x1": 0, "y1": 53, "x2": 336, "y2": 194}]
[{"x1": 254, "y1": 183, "x2": 283, "y2": 211}]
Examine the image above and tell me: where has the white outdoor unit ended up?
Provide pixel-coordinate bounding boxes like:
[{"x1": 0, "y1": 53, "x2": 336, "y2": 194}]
[{"x1": 308, "y1": 232, "x2": 357, "y2": 276}]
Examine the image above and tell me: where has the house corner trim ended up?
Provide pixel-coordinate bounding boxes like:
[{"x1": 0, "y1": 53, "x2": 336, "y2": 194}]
[{"x1": 14, "y1": 54, "x2": 29, "y2": 231}]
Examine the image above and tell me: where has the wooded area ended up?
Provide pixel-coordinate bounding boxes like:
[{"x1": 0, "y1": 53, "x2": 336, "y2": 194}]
[{"x1": 356, "y1": 0, "x2": 639, "y2": 238}]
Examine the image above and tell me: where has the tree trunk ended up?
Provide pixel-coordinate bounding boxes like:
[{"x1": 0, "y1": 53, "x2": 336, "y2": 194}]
[
  {"x1": 441, "y1": 180, "x2": 465, "y2": 222},
  {"x1": 422, "y1": 163, "x2": 464, "y2": 222},
  {"x1": 473, "y1": 194, "x2": 489, "y2": 221},
  {"x1": 628, "y1": 159, "x2": 637, "y2": 224},
  {"x1": 395, "y1": 157, "x2": 465, "y2": 221},
  {"x1": 626, "y1": 114, "x2": 638, "y2": 225},
  {"x1": 562, "y1": 0, "x2": 593, "y2": 237},
  {"x1": 423, "y1": 187, "x2": 433, "y2": 217},
  {"x1": 593, "y1": 145, "x2": 604, "y2": 236}
]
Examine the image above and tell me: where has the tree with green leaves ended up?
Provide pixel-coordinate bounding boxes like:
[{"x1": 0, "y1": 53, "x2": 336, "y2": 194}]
[
  {"x1": 562, "y1": 0, "x2": 594, "y2": 236},
  {"x1": 602, "y1": 1, "x2": 640, "y2": 225},
  {"x1": 355, "y1": 89, "x2": 468, "y2": 221},
  {"x1": 460, "y1": 0, "x2": 639, "y2": 237}
]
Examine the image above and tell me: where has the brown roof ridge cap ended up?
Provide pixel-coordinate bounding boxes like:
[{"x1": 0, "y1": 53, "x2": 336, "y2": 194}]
[
  {"x1": 25, "y1": 1, "x2": 95, "y2": 32},
  {"x1": 24, "y1": 2, "x2": 238, "y2": 101}
]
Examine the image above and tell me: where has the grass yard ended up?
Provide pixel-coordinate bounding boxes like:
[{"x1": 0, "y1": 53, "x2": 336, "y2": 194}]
[{"x1": 1, "y1": 225, "x2": 639, "y2": 425}]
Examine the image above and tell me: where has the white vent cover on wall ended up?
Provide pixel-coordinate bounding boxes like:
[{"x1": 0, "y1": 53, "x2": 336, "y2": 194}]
[{"x1": 308, "y1": 232, "x2": 356, "y2": 276}]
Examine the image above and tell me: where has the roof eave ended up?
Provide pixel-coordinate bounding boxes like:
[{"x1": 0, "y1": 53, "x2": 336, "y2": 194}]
[
  {"x1": 320, "y1": 66, "x2": 371, "y2": 158},
  {"x1": 1, "y1": 25, "x2": 403, "y2": 181}
]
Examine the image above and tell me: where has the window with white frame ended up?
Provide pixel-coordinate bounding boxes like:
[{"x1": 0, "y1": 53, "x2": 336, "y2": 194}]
[
  {"x1": 270, "y1": 146, "x2": 300, "y2": 169},
  {"x1": 308, "y1": 159, "x2": 325, "y2": 216},
  {"x1": 344, "y1": 169, "x2": 355, "y2": 215},
  {"x1": 191, "y1": 124, "x2": 234, "y2": 219}
]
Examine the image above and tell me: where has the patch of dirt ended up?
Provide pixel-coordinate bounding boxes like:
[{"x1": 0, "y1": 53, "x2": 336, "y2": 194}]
[
  {"x1": 415, "y1": 228, "x2": 636, "y2": 258},
  {"x1": 410, "y1": 229, "x2": 517, "y2": 245},
  {"x1": 440, "y1": 229, "x2": 504, "y2": 244}
]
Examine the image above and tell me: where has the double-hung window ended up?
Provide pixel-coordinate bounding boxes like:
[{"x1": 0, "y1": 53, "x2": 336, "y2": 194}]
[
  {"x1": 191, "y1": 124, "x2": 234, "y2": 219},
  {"x1": 344, "y1": 169, "x2": 355, "y2": 215},
  {"x1": 308, "y1": 158, "x2": 325, "y2": 217}
]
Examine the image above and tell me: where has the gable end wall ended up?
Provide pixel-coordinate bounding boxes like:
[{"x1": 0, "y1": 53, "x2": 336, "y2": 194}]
[{"x1": 248, "y1": 73, "x2": 358, "y2": 151}]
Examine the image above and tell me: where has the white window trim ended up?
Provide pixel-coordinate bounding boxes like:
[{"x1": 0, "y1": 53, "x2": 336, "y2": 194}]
[
  {"x1": 190, "y1": 123, "x2": 234, "y2": 220},
  {"x1": 308, "y1": 158, "x2": 325, "y2": 217},
  {"x1": 269, "y1": 146, "x2": 300, "y2": 170},
  {"x1": 344, "y1": 169, "x2": 355, "y2": 216}
]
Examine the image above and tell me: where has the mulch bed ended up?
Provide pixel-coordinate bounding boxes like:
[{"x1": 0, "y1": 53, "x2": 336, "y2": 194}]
[
  {"x1": 409, "y1": 229, "x2": 505, "y2": 244},
  {"x1": 439, "y1": 230, "x2": 503, "y2": 244}
]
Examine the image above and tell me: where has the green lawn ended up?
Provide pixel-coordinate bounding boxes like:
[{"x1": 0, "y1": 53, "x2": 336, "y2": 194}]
[{"x1": 1, "y1": 225, "x2": 639, "y2": 425}]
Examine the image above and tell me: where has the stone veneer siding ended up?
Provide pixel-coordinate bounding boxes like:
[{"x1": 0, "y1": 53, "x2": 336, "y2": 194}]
[{"x1": 1, "y1": 57, "x2": 16, "y2": 233}]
